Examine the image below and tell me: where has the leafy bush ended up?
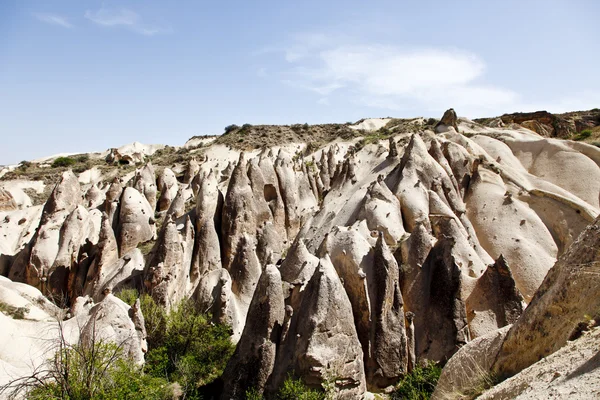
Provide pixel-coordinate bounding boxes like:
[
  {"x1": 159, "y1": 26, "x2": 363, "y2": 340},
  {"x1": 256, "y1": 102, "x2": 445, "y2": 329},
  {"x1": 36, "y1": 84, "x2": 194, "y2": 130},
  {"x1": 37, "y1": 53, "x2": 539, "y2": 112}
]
[
  {"x1": 276, "y1": 375, "x2": 326, "y2": 400},
  {"x1": 391, "y1": 362, "x2": 442, "y2": 400},
  {"x1": 51, "y1": 156, "x2": 76, "y2": 168},
  {"x1": 245, "y1": 387, "x2": 264, "y2": 400},
  {"x1": 242, "y1": 123, "x2": 253, "y2": 130},
  {"x1": 574, "y1": 129, "x2": 592, "y2": 141},
  {"x1": 115, "y1": 290, "x2": 235, "y2": 399},
  {"x1": 2, "y1": 331, "x2": 172, "y2": 400}
]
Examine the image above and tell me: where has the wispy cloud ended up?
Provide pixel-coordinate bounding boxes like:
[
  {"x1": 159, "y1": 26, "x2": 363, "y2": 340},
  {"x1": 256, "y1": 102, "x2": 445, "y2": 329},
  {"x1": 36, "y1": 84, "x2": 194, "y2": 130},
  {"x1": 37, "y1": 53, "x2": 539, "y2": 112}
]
[
  {"x1": 267, "y1": 34, "x2": 520, "y2": 116},
  {"x1": 34, "y1": 13, "x2": 73, "y2": 29},
  {"x1": 84, "y1": 8, "x2": 167, "y2": 36}
]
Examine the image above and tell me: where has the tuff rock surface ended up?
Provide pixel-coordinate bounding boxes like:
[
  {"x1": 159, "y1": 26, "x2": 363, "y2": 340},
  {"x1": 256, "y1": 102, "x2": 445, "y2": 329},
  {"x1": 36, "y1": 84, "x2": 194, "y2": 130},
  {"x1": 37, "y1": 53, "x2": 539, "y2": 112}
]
[{"x1": 1, "y1": 110, "x2": 600, "y2": 398}]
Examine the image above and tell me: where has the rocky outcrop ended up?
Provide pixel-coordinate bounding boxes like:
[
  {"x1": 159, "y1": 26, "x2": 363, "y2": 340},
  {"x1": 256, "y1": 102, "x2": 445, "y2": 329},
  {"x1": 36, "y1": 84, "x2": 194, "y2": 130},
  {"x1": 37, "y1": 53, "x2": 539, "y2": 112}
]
[
  {"x1": 0, "y1": 189, "x2": 17, "y2": 211},
  {"x1": 480, "y1": 326, "x2": 600, "y2": 399},
  {"x1": 435, "y1": 108, "x2": 458, "y2": 133},
  {"x1": 432, "y1": 325, "x2": 511, "y2": 400},
  {"x1": 117, "y1": 187, "x2": 155, "y2": 256},
  {"x1": 368, "y1": 233, "x2": 408, "y2": 389},
  {"x1": 2, "y1": 108, "x2": 599, "y2": 397},
  {"x1": 475, "y1": 108, "x2": 600, "y2": 139},
  {"x1": 492, "y1": 215, "x2": 600, "y2": 379},
  {"x1": 144, "y1": 216, "x2": 195, "y2": 310},
  {"x1": 157, "y1": 167, "x2": 178, "y2": 212},
  {"x1": 9, "y1": 171, "x2": 82, "y2": 293},
  {"x1": 402, "y1": 237, "x2": 470, "y2": 362},
  {"x1": 79, "y1": 292, "x2": 147, "y2": 365},
  {"x1": 0, "y1": 277, "x2": 147, "y2": 389},
  {"x1": 133, "y1": 162, "x2": 157, "y2": 212},
  {"x1": 221, "y1": 265, "x2": 285, "y2": 399},
  {"x1": 269, "y1": 256, "x2": 366, "y2": 399},
  {"x1": 466, "y1": 256, "x2": 524, "y2": 339}
]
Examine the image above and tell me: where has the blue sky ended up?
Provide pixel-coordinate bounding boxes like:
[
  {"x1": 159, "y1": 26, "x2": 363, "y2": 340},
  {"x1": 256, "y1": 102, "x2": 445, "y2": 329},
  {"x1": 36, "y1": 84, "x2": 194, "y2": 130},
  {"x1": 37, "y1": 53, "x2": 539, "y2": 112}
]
[{"x1": 1, "y1": 0, "x2": 599, "y2": 164}]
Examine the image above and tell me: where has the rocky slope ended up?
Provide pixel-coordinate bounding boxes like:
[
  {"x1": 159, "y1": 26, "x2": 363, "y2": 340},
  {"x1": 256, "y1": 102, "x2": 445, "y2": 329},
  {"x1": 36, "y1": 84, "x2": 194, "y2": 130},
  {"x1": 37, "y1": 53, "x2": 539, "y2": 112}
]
[
  {"x1": 1, "y1": 110, "x2": 599, "y2": 398},
  {"x1": 475, "y1": 108, "x2": 600, "y2": 141}
]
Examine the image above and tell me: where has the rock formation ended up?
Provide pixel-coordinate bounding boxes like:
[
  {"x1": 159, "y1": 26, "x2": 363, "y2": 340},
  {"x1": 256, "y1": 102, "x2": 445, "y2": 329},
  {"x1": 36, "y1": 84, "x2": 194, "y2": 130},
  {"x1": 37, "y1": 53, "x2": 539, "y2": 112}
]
[{"x1": 1, "y1": 108, "x2": 599, "y2": 398}]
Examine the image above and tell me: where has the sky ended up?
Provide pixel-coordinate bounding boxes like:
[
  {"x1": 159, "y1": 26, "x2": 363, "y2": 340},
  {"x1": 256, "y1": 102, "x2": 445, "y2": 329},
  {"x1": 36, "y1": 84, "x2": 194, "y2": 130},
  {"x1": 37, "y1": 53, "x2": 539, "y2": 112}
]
[{"x1": 1, "y1": 0, "x2": 599, "y2": 165}]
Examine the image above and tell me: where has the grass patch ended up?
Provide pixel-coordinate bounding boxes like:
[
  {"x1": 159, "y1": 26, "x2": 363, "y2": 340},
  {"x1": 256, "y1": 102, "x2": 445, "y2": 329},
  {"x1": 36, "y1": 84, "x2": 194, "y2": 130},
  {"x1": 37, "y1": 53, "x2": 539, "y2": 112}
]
[{"x1": 137, "y1": 240, "x2": 156, "y2": 258}]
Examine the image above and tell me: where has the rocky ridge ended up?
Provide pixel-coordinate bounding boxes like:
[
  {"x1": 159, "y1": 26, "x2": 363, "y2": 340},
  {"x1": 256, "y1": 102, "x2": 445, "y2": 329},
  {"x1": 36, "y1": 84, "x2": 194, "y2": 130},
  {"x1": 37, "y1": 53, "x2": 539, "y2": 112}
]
[{"x1": 0, "y1": 111, "x2": 599, "y2": 398}]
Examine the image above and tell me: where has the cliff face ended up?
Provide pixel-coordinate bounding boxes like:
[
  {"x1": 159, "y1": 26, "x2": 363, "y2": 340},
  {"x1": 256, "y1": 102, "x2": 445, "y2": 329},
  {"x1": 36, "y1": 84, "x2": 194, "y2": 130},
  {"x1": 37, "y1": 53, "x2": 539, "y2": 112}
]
[
  {"x1": 1, "y1": 112, "x2": 600, "y2": 397},
  {"x1": 475, "y1": 108, "x2": 600, "y2": 139}
]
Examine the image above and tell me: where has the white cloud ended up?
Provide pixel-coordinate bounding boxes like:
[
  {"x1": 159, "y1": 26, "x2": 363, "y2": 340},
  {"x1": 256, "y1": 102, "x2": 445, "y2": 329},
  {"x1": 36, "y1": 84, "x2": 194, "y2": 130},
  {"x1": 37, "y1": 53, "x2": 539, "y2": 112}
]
[
  {"x1": 273, "y1": 34, "x2": 521, "y2": 116},
  {"x1": 84, "y1": 8, "x2": 167, "y2": 36},
  {"x1": 34, "y1": 13, "x2": 73, "y2": 29},
  {"x1": 317, "y1": 97, "x2": 330, "y2": 106}
]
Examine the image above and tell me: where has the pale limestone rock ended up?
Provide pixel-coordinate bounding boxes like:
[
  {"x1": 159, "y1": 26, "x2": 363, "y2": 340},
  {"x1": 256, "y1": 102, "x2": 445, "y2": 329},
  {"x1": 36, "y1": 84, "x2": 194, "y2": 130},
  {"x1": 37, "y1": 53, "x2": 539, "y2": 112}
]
[
  {"x1": 133, "y1": 162, "x2": 157, "y2": 211},
  {"x1": 144, "y1": 216, "x2": 195, "y2": 310},
  {"x1": 117, "y1": 187, "x2": 155, "y2": 256},
  {"x1": 492, "y1": 215, "x2": 600, "y2": 379},
  {"x1": 79, "y1": 293, "x2": 147, "y2": 365},
  {"x1": 359, "y1": 177, "x2": 405, "y2": 245},
  {"x1": 10, "y1": 171, "x2": 81, "y2": 292},
  {"x1": 269, "y1": 256, "x2": 366, "y2": 399},
  {"x1": 432, "y1": 325, "x2": 511, "y2": 400},
  {"x1": 157, "y1": 167, "x2": 178, "y2": 212},
  {"x1": 367, "y1": 233, "x2": 408, "y2": 389},
  {"x1": 84, "y1": 184, "x2": 105, "y2": 209},
  {"x1": 466, "y1": 255, "x2": 524, "y2": 339},
  {"x1": 221, "y1": 265, "x2": 285, "y2": 399}
]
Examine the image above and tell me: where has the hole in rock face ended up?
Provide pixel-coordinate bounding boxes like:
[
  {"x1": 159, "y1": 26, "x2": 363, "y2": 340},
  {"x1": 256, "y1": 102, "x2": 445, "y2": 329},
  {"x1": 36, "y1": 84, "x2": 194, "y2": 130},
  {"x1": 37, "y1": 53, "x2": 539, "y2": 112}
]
[{"x1": 264, "y1": 184, "x2": 277, "y2": 203}]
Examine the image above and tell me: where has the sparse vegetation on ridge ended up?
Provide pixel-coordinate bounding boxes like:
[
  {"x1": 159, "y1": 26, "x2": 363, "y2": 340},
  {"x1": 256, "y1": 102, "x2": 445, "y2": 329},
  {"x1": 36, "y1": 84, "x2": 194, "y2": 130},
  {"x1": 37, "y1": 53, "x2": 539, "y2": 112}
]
[{"x1": 214, "y1": 122, "x2": 360, "y2": 152}]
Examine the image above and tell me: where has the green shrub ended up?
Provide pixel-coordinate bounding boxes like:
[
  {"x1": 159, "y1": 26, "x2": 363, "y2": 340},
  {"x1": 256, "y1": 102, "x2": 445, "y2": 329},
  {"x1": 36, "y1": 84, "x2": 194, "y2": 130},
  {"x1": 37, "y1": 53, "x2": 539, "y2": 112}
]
[
  {"x1": 224, "y1": 124, "x2": 240, "y2": 134},
  {"x1": 276, "y1": 375, "x2": 326, "y2": 400},
  {"x1": 18, "y1": 340, "x2": 172, "y2": 400},
  {"x1": 391, "y1": 362, "x2": 442, "y2": 400},
  {"x1": 245, "y1": 387, "x2": 264, "y2": 400},
  {"x1": 574, "y1": 129, "x2": 592, "y2": 141},
  {"x1": 51, "y1": 157, "x2": 73, "y2": 168},
  {"x1": 51, "y1": 156, "x2": 76, "y2": 168},
  {"x1": 115, "y1": 289, "x2": 235, "y2": 398}
]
